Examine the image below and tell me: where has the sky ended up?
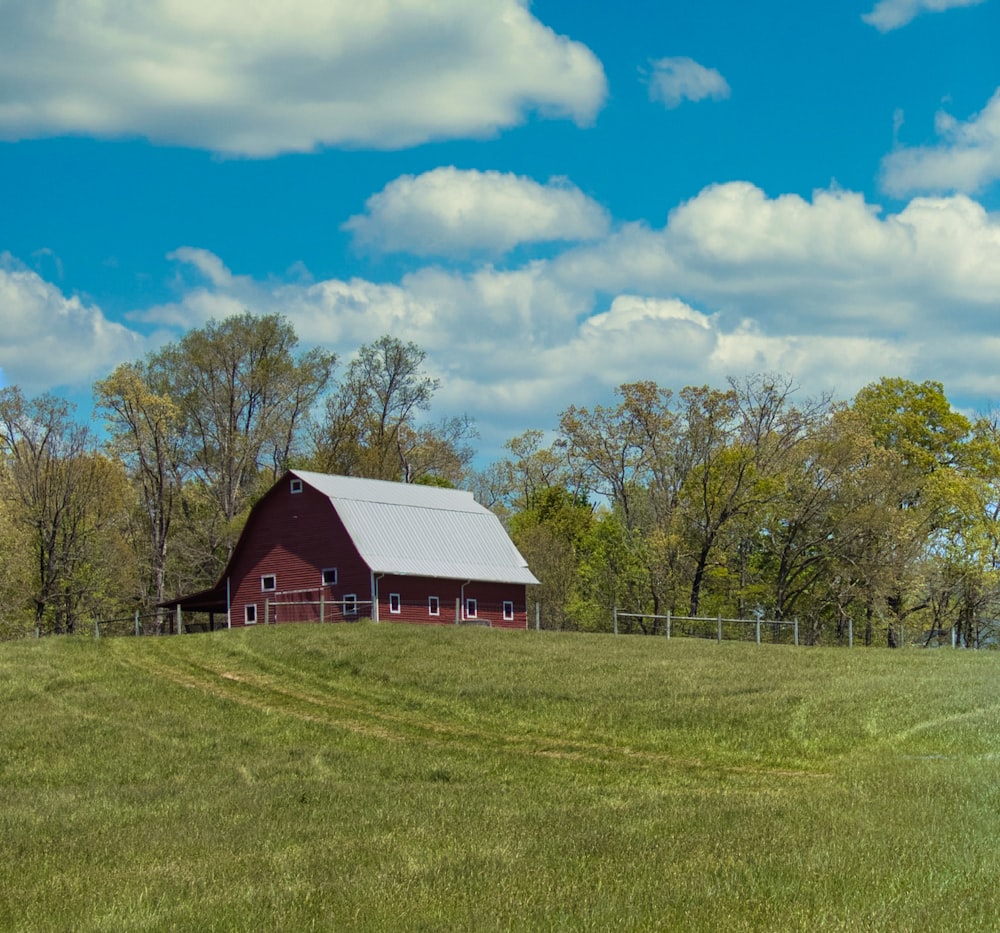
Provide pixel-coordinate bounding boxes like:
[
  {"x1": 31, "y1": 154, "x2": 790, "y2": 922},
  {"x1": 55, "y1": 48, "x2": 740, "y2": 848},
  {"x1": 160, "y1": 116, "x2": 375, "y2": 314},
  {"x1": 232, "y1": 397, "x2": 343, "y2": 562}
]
[{"x1": 2, "y1": 0, "x2": 1000, "y2": 461}]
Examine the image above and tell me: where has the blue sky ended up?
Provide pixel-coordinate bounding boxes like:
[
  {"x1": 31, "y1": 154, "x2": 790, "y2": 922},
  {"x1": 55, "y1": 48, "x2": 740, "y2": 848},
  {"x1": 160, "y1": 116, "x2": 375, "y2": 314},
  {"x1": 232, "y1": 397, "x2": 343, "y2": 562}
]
[{"x1": 2, "y1": 0, "x2": 999, "y2": 458}]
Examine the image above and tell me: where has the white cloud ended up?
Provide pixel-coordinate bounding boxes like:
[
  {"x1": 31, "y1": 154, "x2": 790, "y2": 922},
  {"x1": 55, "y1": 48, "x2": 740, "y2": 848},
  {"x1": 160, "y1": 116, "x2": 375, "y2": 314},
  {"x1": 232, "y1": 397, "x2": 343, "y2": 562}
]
[
  {"x1": 0, "y1": 254, "x2": 145, "y2": 394},
  {"x1": 880, "y1": 89, "x2": 1000, "y2": 196},
  {"x1": 646, "y1": 57, "x2": 730, "y2": 109},
  {"x1": 0, "y1": 0, "x2": 606, "y2": 155},
  {"x1": 862, "y1": 0, "x2": 986, "y2": 31},
  {"x1": 10, "y1": 177, "x2": 1000, "y2": 456},
  {"x1": 141, "y1": 177, "x2": 1000, "y2": 449},
  {"x1": 343, "y1": 167, "x2": 610, "y2": 256}
]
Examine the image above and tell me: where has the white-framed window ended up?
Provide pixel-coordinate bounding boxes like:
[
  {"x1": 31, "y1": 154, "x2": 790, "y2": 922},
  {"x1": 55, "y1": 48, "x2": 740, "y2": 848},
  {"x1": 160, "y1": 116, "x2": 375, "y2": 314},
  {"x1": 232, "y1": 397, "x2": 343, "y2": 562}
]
[
  {"x1": 261, "y1": 574, "x2": 276, "y2": 592},
  {"x1": 389, "y1": 593, "x2": 401, "y2": 614},
  {"x1": 465, "y1": 598, "x2": 477, "y2": 619},
  {"x1": 322, "y1": 567, "x2": 338, "y2": 586},
  {"x1": 503, "y1": 601, "x2": 514, "y2": 621},
  {"x1": 342, "y1": 593, "x2": 357, "y2": 617},
  {"x1": 428, "y1": 596, "x2": 440, "y2": 617},
  {"x1": 290, "y1": 478, "x2": 303, "y2": 494},
  {"x1": 245, "y1": 604, "x2": 257, "y2": 624}
]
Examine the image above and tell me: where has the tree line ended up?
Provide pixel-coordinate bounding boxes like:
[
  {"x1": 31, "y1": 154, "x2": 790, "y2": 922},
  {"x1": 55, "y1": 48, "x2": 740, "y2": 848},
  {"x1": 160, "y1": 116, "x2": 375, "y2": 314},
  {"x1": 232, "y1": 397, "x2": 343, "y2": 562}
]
[{"x1": 1, "y1": 312, "x2": 998, "y2": 647}]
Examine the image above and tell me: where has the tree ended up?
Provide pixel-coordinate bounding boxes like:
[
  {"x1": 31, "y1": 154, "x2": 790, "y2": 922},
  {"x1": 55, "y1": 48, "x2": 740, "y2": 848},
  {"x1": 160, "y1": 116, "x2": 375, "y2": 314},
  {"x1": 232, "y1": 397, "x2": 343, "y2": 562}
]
[
  {"x1": 676, "y1": 375, "x2": 827, "y2": 617},
  {"x1": 95, "y1": 362, "x2": 185, "y2": 611},
  {"x1": 311, "y1": 335, "x2": 475, "y2": 484},
  {"x1": 156, "y1": 312, "x2": 335, "y2": 571},
  {"x1": 0, "y1": 388, "x2": 131, "y2": 632},
  {"x1": 510, "y1": 486, "x2": 596, "y2": 630}
]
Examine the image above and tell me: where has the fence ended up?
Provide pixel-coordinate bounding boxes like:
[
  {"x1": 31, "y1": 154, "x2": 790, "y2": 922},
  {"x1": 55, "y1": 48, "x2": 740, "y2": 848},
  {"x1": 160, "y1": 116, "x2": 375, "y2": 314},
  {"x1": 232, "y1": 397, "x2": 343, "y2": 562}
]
[
  {"x1": 614, "y1": 609, "x2": 804, "y2": 646},
  {"x1": 612, "y1": 609, "x2": 990, "y2": 648},
  {"x1": 264, "y1": 591, "x2": 373, "y2": 625}
]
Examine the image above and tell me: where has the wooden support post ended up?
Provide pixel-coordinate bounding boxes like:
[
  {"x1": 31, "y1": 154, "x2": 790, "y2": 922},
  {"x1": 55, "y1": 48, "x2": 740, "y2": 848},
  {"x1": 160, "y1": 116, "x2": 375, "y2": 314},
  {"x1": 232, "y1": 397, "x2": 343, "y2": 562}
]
[
  {"x1": 320, "y1": 589, "x2": 325, "y2": 624},
  {"x1": 455, "y1": 598, "x2": 461, "y2": 624},
  {"x1": 176, "y1": 604, "x2": 182, "y2": 635},
  {"x1": 535, "y1": 603, "x2": 540, "y2": 631}
]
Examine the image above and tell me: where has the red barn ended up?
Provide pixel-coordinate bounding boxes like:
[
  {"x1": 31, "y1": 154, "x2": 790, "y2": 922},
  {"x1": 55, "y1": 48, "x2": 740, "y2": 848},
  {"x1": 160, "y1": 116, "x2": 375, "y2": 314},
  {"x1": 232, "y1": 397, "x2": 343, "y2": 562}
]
[{"x1": 164, "y1": 470, "x2": 538, "y2": 630}]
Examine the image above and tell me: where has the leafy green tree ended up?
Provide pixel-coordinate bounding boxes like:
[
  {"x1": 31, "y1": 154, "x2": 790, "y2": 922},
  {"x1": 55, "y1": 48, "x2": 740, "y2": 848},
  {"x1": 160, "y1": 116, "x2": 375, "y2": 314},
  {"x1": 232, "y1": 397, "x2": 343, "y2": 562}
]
[
  {"x1": 156, "y1": 312, "x2": 335, "y2": 571},
  {"x1": 95, "y1": 362, "x2": 185, "y2": 611},
  {"x1": 510, "y1": 486, "x2": 595, "y2": 630},
  {"x1": 0, "y1": 388, "x2": 132, "y2": 632},
  {"x1": 311, "y1": 335, "x2": 475, "y2": 484}
]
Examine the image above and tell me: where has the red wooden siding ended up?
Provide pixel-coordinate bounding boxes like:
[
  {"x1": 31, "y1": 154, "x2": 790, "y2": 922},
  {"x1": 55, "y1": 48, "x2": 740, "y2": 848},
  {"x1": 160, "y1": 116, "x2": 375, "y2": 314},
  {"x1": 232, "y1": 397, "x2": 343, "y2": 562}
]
[
  {"x1": 377, "y1": 576, "x2": 528, "y2": 629},
  {"x1": 226, "y1": 478, "x2": 372, "y2": 627}
]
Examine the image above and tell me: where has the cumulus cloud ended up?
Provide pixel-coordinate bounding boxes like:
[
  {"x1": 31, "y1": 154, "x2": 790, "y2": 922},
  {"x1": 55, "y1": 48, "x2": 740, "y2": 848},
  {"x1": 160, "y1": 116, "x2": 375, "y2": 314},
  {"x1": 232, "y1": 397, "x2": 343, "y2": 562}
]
[
  {"x1": 11, "y1": 176, "x2": 1000, "y2": 454},
  {"x1": 0, "y1": 254, "x2": 145, "y2": 393},
  {"x1": 645, "y1": 57, "x2": 730, "y2": 109},
  {"x1": 139, "y1": 178, "x2": 1000, "y2": 449},
  {"x1": 0, "y1": 0, "x2": 606, "y2": 155},
  {"x1": 880, "y1": 89, "x2": 1000, "y2": 196},
  {"x1": 343, "y1": 167, "x2": 611, "y2": 256},
  {"x1": 862, "y1": 0, "x2": 986, "y2": 31}
]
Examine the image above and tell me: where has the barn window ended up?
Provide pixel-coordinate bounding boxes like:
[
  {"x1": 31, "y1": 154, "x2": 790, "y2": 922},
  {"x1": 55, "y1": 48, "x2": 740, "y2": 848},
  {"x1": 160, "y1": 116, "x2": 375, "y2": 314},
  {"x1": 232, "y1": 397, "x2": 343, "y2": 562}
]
[
  {"x1": 245, "y1": 604, "x2": 257, "y2": 624},
  {"x1": 342, "y1": 594, "x2": 357, "y2": 617},
  {"x1": 428, "y1": 596, "x2": 440, "y2": 616},
  {"x1": 465, "y1": 598, "x2": 477, "y2": 619},
  {"x1": 290, "y1": 478, "x2": 303, "y2": 494},
  {"x1": 389, "y1": 593, "x2": 401, "y2": 614},
  {"x1": 322, "y1": 567, "x2": 338, "y2": 586},
  {"x1": 503, "y1": 601, "x2": 514, "y2": 621},
  {"x1": 261, "y1": 574, "x2": 276, "y2": 592}
]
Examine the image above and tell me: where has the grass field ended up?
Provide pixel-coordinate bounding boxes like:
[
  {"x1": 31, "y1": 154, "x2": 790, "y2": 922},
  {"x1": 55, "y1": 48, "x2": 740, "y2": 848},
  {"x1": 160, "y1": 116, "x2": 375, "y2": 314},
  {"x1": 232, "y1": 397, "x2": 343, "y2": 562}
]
[{"x1": 2, "y1": 624, "x2": 1000, "y2": 931}]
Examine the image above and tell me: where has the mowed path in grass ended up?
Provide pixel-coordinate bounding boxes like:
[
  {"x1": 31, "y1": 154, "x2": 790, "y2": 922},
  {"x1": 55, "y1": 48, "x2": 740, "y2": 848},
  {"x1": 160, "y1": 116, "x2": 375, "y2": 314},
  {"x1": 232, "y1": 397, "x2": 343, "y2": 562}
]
[{"x1": 3, "y1": 624, "x2": 1000, "y2": 931}]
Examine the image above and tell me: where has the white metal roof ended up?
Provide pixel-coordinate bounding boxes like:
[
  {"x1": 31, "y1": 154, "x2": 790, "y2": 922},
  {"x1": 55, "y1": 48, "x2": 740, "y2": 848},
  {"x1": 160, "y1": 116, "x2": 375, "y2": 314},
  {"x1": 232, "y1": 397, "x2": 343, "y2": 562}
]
[{"x1": 291, "y1": 471, "x2": 539, "y2": 585}]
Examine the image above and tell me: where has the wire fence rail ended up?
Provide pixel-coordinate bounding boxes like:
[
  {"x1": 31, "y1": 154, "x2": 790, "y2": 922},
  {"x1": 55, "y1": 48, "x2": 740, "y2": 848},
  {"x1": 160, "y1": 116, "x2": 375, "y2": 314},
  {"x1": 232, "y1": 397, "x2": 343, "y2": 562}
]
[
  {"x1": 611, "y1": 608, "x2": 984, "y2": 648},
  {"x1": 614, "y1": 609, "x2": 804, "y2": 646}
]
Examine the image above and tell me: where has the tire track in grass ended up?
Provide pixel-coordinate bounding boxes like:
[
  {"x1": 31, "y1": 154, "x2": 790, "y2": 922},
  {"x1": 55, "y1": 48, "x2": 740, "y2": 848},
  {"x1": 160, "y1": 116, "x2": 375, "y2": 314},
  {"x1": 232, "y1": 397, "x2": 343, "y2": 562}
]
[{"x1": 117, "y1": 649, "x2": 829, "y2": 780}]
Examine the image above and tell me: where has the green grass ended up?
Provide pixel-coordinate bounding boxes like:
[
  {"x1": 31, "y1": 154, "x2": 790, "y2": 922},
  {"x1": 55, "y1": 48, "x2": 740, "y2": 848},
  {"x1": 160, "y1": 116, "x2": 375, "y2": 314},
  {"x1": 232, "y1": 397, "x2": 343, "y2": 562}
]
[{"x1": 2, "y1": 625, "x2": 1000, "y2": 931}]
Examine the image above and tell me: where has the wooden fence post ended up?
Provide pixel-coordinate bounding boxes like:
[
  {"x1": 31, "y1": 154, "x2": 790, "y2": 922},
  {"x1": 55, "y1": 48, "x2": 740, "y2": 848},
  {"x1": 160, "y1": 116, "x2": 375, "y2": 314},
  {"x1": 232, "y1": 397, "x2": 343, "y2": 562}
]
[
  {"x1": 134, "y1": 610, "x2": 140, "y2": 637},
  {"x1": 717, "y1": 613, "x2": 722, "y2": 643},
  {"x1": 666, "y1": 610, "x2": 671, "y2": 639},
  {"x1": 613, "y1": 607, "x2": 618, "y2": 636},
  {"x1": 176, "y1": 604, "x2": 182, "y2": 635},
  {"x1": 794, "y1": 617, "x2": 799, "y2": 647}
]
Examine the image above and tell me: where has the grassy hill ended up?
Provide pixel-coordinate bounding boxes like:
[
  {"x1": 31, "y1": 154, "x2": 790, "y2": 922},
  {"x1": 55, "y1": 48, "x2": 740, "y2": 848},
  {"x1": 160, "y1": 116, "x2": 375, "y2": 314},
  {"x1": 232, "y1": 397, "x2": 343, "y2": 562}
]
[{"x1": 3, "y1": 625, "x2": 999, "y2": 931}]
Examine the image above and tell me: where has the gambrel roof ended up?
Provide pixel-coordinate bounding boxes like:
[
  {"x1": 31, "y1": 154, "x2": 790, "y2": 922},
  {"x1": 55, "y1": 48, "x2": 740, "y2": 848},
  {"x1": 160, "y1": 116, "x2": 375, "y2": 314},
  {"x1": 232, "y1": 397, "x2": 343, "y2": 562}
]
[{"x1": 290, "y1": 470, "x2": 539, "y2": 585}]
